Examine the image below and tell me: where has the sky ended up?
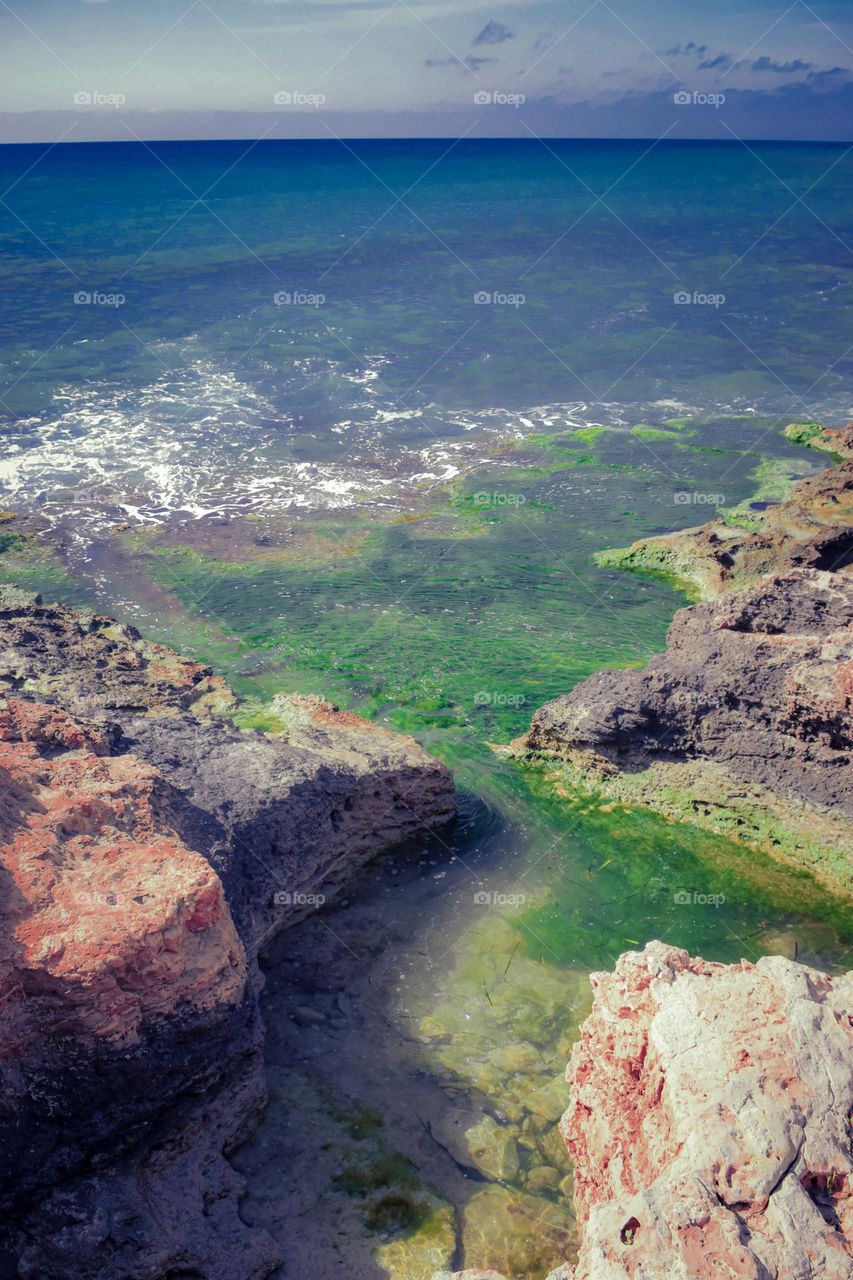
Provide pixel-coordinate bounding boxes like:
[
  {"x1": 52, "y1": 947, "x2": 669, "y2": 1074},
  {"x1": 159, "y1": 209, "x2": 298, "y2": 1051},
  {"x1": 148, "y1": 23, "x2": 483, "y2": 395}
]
[{"x1": 1, "y1": 0, "x2": 852, "y2": 142}]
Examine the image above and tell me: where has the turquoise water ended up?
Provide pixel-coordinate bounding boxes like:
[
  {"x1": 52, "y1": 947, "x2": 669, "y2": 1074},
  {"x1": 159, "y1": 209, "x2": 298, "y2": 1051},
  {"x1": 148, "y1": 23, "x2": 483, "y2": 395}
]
[
  {"x1": 1, "y1": 139, "x2": 851, "y2": 524},
  {"x1": 1, "y1": 138, "x2": 852, "y2": 1278}
]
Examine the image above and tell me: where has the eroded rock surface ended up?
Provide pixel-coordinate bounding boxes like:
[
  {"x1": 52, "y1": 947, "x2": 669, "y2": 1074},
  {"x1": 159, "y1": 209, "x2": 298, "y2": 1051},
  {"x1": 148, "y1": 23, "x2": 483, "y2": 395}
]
[
  {"x1": 511, "y1": 567, "x2": 853, "y2": 891},
  {"x1": 562, "y1": 942, "x2": 853, "y2": 1280},
  {"x1": 0, "y1": 591, "x2": 456, "y2": 1278},
  {"x1": 0, "y1": 584, "x2": 236, "y2": 717},
  {"x1": 0, "y1": 695, "x2": 269, "y2": 1277}
]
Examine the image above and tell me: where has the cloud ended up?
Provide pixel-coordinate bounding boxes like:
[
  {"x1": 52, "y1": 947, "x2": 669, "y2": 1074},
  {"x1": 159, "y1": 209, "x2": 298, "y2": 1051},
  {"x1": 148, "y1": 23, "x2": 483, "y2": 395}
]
[
  {"x1": 665, "y1": 41, "x2": 708, "y2": 58},
  {"x1": 533, "y1": 32, "x2": 553, "y2": 52},
  {"x1": 667, "y1": 41, "x2": 731, "y2": 70},
  {"x1": 424, "y1": 54, "x2": 497, "y2": 71},
  {"x1": 472, "y1": 20, "x2": 514, "y2": 47},
  {"x1": 806, "y1": 66, "x2": 850, "y2": 85},
  {"x1": 750, "y1": 56, "x2": 812, "y2": 73}
]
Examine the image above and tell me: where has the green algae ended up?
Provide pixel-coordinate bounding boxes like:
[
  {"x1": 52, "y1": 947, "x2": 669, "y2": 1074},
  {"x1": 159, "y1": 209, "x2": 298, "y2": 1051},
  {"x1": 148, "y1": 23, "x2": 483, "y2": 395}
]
[
  {"x1": 718, "y1": 455, "x2": 808, "y2": 528},
  {"x1": 335, "y1": 1152, "x2": 420, "y2": 1198},
  {"x1": 593, "y1": 541, "x2": 704, "y2": 600},
  {"x1": 783, "y1": 420, "x2": 849, "y2": 460},
  {"x1": 784, "y1": 421, "x2": 826, "y2": 447},
  {"x1": 0, "y1": 535, "x2": 82, "y2": 599},
  {"x1": 630, "y1": 424, "x2": 692, "y2": 442},
  {"x1": 526, "y1": 426, "x2": 606, "y2": 449},
  {"x1": 517, "y1": 751, "x2": 853, "y2": 904},
  {"x1": 0, "y1": 532, "x2": 22, "y2": 555},
  {"x1": 374, "y1": 1198, "x2": 456, "y2": 1279}
]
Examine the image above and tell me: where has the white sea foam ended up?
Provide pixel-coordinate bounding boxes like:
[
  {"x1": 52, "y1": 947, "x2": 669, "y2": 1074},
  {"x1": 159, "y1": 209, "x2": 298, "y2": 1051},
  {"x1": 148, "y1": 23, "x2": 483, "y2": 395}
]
[{"x1": 0, "y1": 351, "x2": 683, "y2": 532}]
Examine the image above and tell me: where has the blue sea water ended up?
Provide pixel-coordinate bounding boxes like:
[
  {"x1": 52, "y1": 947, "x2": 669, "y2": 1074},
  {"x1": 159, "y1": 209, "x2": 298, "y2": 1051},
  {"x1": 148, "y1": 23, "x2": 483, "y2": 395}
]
[{"x1": 0, "y1": 138, "x2": 851, "y2": 524}]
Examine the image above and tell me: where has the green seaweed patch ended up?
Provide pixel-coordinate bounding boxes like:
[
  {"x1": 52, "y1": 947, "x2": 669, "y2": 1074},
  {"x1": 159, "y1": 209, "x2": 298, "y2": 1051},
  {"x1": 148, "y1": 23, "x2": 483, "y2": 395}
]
[
  {"x1": 631, "y1": 425, "x2": 693, "y2": 443},
  {"x1": 322, "y1": 1098, "x2": 385, "y2": 1142},
  {"x1": 594, "y1": 543, "x2": 701, "y2": 599},
  {"x1": 517, "y1": 751, "x2": 853, "y2": 908},
  {"x1": 229, "y1": 701, "x2": 290, "y2": 735},
  {"x1": 784, "y1": 421, "x2": 826, "y2": 447},
  {"x1": 572, "y1": 425, "x2": 606, "y2": 445},
  {"x1": 334, "y1": 1152, "x2": 420, "y2": 1198},
  {"x1": 364, "y1": 1194, "x2": 432, "y2": 1234},
  {"x1": 0, "y1": 536, "x2": 82, "y2": 600},
  {"x1": 344, "y1": 1107, "x2": 385, "y2": 1142},
  {"x1": 718, "y1": 455, "x2": 806, "y2": 529},
  {"x1": 783, "y1": 420, "x2": 848, "y2": 460},
  {"x1": 525, "y1": 425, "x2": 605, "y2": 450}
]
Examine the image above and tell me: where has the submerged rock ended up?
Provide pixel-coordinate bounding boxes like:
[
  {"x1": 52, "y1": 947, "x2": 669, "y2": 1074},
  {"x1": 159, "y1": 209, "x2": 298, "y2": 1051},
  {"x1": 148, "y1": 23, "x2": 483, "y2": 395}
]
[
  {"x1": 464, "y1": 1115, "x2": 520, "y2": 1182},
  {"x1": 0, "y1": 592, "x2": 456, "y2": 1277},
  {"x1": 461, "y1": 1185, "x2": 576, "y2": 1280},
  {"x1": 376, "y1": 1196, "x2": 457, "y2": 1280}
]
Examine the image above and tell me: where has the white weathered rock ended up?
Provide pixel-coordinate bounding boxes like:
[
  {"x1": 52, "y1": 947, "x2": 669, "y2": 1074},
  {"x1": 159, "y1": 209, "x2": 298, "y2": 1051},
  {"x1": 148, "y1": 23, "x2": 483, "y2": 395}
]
[{"x1": 562, "y1": 942, "x2": 853, "y2": 1280}]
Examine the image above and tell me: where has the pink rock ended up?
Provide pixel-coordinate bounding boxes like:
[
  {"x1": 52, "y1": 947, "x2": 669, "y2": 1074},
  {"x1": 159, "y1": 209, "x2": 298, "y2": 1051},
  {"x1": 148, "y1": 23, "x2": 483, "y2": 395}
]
[
  {"x1": 561, "y1": 941, "x2": 853, "y2": 1279},
  {"x1": 433, "y1": 1272, "x2": 509, "y2": 1279},
  {"x1": 0, "y1": 696, "x2": 246, "y2": 1047}
]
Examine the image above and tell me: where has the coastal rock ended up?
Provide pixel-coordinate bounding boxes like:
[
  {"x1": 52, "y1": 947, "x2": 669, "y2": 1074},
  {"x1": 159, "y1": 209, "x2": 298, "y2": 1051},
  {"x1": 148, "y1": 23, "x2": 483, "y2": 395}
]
[
  {"x1": 0, "y1": 593, "x2": 456, "y2": 1277},
  {"x1": 511, "y1": 566, "x2": 853, "y2": 892},
  {"x1": 784, "y1": 419, "x2": 853, "y2": 460},
  {"x1": 15, "y1": 1062, "x2": 279, "y2": 1280},
  {"x1": 0, "y1": 695, "x2": 270, "y2": 1275},
  {"x1": 0, "y1": 696, "x2": 247, "y2": 1047},
  {"x1": 561, "y1": 942, "x2": 853, "y2": 1280},
  {"x1": 595, "y1": 451, "x2": 853, "y2": 600},
  {"x1": 433, "y1": 1272, "x2": 508, "y2": 1279},
  {"x1": 0, "y1": 584, "x2": 235, "y2": 718},
  {"x1": 120, "y1": 691, "x2": 457, "y2": 942}
]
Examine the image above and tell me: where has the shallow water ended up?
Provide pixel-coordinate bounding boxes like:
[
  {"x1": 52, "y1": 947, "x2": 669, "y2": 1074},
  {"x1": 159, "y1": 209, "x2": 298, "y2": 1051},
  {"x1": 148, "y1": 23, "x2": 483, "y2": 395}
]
[{"x1": 1, "y1": 138, "x2": 852, "y2": 1277}]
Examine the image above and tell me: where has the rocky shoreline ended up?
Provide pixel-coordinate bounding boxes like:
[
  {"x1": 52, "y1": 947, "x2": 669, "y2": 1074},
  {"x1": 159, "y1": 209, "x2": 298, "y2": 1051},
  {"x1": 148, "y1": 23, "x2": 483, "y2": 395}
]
[
  {"x1": 3, "y1": 432, "x2": 853, "y2": 1280},
  {"x1": 0, "y1": 588, "x2": 455, "y2": 1277},
  {"x1": 506, "y1": 445, "x2": 853, "y2": 895}
]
